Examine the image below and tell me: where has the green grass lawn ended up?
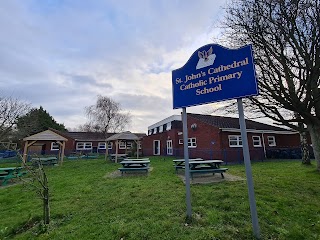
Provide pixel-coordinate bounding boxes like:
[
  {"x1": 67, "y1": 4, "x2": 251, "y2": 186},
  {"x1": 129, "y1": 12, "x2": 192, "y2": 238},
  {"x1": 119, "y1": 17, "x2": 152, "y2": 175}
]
[{"x1": 0, "y1": 157, "x2": 319, "y2": 239}]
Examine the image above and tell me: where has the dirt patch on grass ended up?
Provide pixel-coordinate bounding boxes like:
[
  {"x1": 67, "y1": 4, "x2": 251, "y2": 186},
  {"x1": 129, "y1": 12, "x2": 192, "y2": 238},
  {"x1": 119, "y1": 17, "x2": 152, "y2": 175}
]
[
  {"x1": 178, "y1": 172, "x2": 245, "y2": 184},
  {"x1": 105, "y1": 167, "x2": 153, "y2": 178}
]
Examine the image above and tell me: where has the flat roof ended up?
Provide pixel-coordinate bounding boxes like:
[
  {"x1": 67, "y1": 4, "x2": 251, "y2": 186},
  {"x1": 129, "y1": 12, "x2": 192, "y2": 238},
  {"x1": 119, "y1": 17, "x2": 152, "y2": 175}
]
[{"x1": 148, "y1": 115, "x2": 181, "y2": 130}]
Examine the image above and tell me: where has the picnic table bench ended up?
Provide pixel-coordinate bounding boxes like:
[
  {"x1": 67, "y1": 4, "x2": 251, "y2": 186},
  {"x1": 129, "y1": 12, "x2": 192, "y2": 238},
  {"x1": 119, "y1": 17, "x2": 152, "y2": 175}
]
[
  {"x1": 173, "y1": 159, "x2": 228, "y2": 179},
  {"x1": 109, "y1": 154, "x2": 128, "y2": 162},
  {"x1": 0, "y1": 167, "x2": 26, "y2": 186},
  {"x1": 118, "y1": 159, "x2": 150, "y2": 175},
  {"x1": 188, "y1": 160, "x2": 228, "y2": 179},
  {"x1": 31, "y1": 157, "x2": 58, "y2": 166},
  {"x1": 173, "y1": 158, "x2": 203, "y2": 173}
]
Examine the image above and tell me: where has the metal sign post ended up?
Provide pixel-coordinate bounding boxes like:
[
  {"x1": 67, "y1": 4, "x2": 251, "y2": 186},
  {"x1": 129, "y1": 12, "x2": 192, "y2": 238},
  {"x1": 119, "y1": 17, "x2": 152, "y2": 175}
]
[
  {"x1": 237, "y1": 98, "x2": 260, "y2": 239},
  {"x1": 172, "y1": 44, "x2": 260, "y2": 238},
  {"x1": 182, "y1": 107, "x2": 192, "y2": 219}
]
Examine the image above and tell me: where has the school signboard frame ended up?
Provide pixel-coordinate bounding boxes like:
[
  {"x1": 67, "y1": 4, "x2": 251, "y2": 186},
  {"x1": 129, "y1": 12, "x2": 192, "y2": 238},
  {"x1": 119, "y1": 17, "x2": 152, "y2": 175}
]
[
  {"x1": 172, "y1": 44, "x2": 258, "y2": 109},
  {"x1": 172, "y1": 44, "x2": 261, "y2": 238}
]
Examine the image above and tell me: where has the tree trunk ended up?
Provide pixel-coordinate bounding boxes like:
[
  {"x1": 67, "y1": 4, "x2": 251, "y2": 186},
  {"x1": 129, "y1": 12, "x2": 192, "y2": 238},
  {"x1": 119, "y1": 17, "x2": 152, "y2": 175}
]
[
  {"x1": 308, "y1": 124, "x2": 320, "y2": 171},
  {"x1": 300, "y1": 131, "x2": 310, "y2": 165},
  {"x1": 43, "y1": 172, "x2": 50, "y2": 224}
]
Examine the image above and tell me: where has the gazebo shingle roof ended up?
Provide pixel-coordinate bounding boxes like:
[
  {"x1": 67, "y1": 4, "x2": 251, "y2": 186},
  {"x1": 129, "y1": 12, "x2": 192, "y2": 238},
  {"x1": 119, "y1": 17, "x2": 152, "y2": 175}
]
[{"x1": 106, "y1": 131, "x2": 141, "y2": 141}]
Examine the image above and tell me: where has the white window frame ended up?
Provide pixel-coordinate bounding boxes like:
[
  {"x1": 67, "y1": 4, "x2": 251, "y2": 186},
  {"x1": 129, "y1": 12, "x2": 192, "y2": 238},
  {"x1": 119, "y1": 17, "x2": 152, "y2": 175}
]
[
  {"x1": 159, "y1": 125, "x2": 163, "y2": 133},
  {"x1": 119, "y1": 141, "x2": 126, "y2": 149},
  {"x1": 126, "y1": 142, "x2": 133, "y2": 149},
  {"x1": 166, "y1": 122, "x2": 171, "y2": 130},
  {"x1": 108, "y1": 142, "x2": 113, "y2": 149},
  {"x1": 153, "y1": 128, "x2": 157, "y2": 134},
  {"x1": 51, "y1": 142, "x2": 59, "y2": 151},
  {"x1": 188, "y1": 138, "x2": 197, "y2": 148},
  {"x1": 98, "y1": 142, "x2": 106, "y2": 149},
  {"x1": 252, "y1": 136, "x2": 262, "y2": 147},
  {"x1": 167, "y1": 140, "x2": 173, "y2": 155},
  {"x1": 229, "y1": 135, "x2": 242, "y2": 147},
  {"x1": 268, "y1": 136, "x2": 276, "y2": 146},
  {"x1": 76, "y1": 142, "x2": 92, "y2": 150},
  {"x1": 179, "y1": 139, "x2": 183, "y2": 145}
]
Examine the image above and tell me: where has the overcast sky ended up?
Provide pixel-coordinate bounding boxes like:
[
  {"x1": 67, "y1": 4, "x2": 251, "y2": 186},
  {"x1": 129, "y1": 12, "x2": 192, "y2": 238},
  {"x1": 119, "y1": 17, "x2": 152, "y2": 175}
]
[{"x1": 0, "y1": 0, "x2": 228, "y2": 133}]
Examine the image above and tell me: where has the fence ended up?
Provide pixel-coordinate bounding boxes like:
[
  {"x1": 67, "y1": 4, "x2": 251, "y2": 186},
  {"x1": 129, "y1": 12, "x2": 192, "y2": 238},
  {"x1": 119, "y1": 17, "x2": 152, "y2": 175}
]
[{"x1": 143, "y1": 147, "x2": 314, "y2": 164}]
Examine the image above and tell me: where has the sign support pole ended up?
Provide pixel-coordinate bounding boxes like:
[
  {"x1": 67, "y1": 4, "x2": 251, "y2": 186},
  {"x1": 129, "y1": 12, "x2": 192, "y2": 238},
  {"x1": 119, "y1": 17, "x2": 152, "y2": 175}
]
[
  {"x1": 237, "y1": 98, "x2": 260, "y2": 239},
  {"x1": 182, "y1": 107, "x2": 192, "y2": 220}
]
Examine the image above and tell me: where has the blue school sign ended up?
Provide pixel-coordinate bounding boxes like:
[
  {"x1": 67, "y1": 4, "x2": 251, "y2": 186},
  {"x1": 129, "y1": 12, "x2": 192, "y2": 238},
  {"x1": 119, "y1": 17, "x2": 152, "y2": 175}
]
[{"x1": 172, "y1": 44, "x2": 259, "y2": 109}]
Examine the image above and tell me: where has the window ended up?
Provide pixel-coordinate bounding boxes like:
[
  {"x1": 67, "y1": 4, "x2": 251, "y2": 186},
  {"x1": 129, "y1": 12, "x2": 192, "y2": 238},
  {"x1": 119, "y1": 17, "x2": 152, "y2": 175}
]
[
  {"x1": 159, "y1": 125, "x2": 163, "y2": 133},
  {"x1": 252, "y1": 136, "x2": 262, "y2": 147},
  {"x1": 188, "y1": 138, "x2": 197, "y2": 148},
  {"x1": 126, "y1": 142, "x2": 133, "y2": 149},
  {"x1": 179, "y1": 138, "x2": 196, "y2": 147},
  {"x1": 229, "y1": 135, "x2": 242, "y2": 147},
  {"x1": 148, "y1": 130, "x2": 152, "y2": 135},
  {"x1": 51, "y1": 142, "x2": 59, "y2": 151},
  {"x1": 153, "y1": 128, "x2": 157, "y2": 134},
  {"x1": 76, "y1": 142, "x2": 92, "y2": 150},
  {"x1": 166, "y1": 122, "x2": 172, "y2": 130},
  {"x1": 108, "y1": 142, "x2": 113, "y2": 149},
  {"x1": 268, "y1": 136, "x2": 276, "y2": 146},
  {"x1": 98, "y1": 142, "x2": 106, "y2": 149},
  {"x1": 119, "y1": 141, "x2": 126, "y2": 149}
]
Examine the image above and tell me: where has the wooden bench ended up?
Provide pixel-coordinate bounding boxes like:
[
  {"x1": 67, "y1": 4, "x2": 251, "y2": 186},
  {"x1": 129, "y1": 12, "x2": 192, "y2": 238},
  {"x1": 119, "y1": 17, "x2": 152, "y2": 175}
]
[
  {"x1": 118, "y1": 167, "x2": 149, "y2": 175},
  {"x1": 189, "y1": 168, "x2": 228, "y2": 179}
]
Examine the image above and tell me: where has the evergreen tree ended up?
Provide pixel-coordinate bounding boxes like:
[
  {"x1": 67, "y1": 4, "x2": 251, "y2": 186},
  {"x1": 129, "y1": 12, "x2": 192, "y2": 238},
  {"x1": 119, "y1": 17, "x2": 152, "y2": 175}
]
[{"x1": 16, "y1": 106, "x2": 66, "y2": 138}]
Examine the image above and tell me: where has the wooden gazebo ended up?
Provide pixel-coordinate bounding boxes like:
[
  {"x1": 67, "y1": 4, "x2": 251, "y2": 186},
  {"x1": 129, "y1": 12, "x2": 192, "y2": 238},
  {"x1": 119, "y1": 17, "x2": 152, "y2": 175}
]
[
  {"x1": 105, "y1": 131, "x2": 141, "y2": 163},
  {"x1": 22, "y1": 129, "x2": 68, "y2": 164}
]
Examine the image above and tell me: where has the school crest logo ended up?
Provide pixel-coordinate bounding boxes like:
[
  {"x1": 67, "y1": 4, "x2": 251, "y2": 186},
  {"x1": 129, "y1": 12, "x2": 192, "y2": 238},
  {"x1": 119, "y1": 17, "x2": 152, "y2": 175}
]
[{"x1": 196, "y1": 46, "x2": 216, "y2": 70}]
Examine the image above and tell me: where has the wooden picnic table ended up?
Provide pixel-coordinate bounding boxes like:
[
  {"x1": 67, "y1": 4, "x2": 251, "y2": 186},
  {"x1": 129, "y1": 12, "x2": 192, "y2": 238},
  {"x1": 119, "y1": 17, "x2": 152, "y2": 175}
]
[
  {"x1": 188, "y1": 159, "x2": 228, "y2": 179},
  {"x1": 31, "y1": 157, "x2": 58, "y2": 166},
  {"x1": 189, "y1": 159, "x2": 223, "y2": 169},
  {"x1": 118, "y1": 159, "x2": 150, "y2": 175},
  {"x1": 173, "y1": 158, "x2": 203, "y2": 173},
  {"x1": 173, "y1": 158, "x2": 228, "y2": 179},
  {"x1": 0, "y1": 167, "x2": 26, "y2": 186}
]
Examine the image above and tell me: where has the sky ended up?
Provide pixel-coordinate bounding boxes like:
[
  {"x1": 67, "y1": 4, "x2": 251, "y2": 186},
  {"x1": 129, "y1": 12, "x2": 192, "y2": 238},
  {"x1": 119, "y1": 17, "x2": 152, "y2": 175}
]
[{"x1": 0, "y1": 0, "x2": 229, "y2": 133}]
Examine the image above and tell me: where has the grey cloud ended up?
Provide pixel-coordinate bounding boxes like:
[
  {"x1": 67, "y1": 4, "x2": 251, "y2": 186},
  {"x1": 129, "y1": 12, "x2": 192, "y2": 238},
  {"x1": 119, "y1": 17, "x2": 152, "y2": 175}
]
[
  {"x1": 114, "y1": 93, "x2": 171, "y2": 112},
  {"x1": 0, "y1": 0, "x2": 227, "y2": 132}
]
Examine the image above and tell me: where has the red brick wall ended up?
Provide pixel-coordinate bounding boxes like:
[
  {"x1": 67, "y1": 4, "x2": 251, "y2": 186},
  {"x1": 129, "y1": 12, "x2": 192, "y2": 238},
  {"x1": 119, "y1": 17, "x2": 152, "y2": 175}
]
[{"x1": 142, "y1": 115, "x2": 304, "y2": 162}]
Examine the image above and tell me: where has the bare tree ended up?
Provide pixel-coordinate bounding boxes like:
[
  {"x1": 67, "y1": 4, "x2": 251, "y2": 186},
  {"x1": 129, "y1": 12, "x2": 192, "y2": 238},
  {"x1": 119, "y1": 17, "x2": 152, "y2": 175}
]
[
  {"x1": 221, "y1": 0, "x2": 320, "y2": 170},
  {"x1": 20, "y1": 155, "x2": 51, "y2": 225},
  {"x1": 80, "y1": 95, "x2": 131, "y2": 136},
  {"x1": 0, "y1": 95, "x2": 30, "y2": 141}
]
